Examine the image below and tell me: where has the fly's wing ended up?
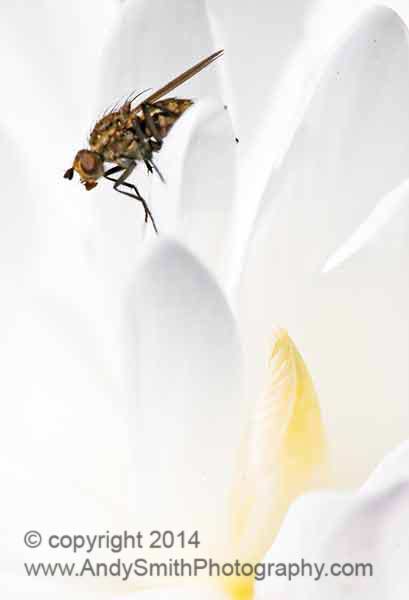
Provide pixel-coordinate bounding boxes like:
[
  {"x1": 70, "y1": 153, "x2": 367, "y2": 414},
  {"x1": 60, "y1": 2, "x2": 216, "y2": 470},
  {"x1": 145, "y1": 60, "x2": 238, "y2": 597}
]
[{"x1": 132, "y1": 49, "x2": 223, "y2": 113}]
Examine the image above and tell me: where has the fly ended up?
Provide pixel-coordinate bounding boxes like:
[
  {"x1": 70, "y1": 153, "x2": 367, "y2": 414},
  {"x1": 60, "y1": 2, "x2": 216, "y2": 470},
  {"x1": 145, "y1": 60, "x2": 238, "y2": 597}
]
[{"x1": 64, "y1": 49, "x2": 224, "y2": 233}]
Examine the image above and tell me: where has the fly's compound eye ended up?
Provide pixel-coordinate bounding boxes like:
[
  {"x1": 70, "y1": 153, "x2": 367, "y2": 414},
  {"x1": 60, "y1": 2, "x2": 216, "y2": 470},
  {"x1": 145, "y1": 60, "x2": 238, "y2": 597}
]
[
  {"x1": 80, "y1": 152, "x2": 97, "y2": 175},
  {"x1": 64, "y1": 167, "x2": 74, "y2": 180},
  {"x1": 73, "y1": 149, "x2": 103, "y2": 182}
]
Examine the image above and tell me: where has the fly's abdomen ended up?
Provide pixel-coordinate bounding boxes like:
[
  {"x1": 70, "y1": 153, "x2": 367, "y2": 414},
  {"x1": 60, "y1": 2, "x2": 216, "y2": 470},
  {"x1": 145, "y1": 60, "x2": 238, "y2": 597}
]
[
  {"x1": 129, "y1": 98, "x2": 193, "y2": 142},
  {"x1": 151, "y1": 98, "x2": 193, "y2": 138}
]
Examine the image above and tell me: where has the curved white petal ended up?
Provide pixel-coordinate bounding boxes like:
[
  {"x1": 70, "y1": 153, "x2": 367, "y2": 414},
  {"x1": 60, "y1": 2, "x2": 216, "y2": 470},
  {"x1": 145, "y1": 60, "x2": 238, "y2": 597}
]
[
  {"x1": 256, "y1": 440, "x2": 409, "y2": 600},
  {"x1": 0, "y1": 239, "x2": 240, "y2": 591},
  {"x1": 312, "y1": 1, "x2": 409, "y2": 57},
  {"x1": 0, "y1": 292, "x2": 146, "y2": 592},
  {"x1": 150, "y1": 99, "x2": 238, "y2": 281},
  {"x1": 251, "y1": 5, "x2": 409, "y2": 272},
  {"x1": 119, "y1": 239, "x2": 244, "y2": 573},
  {"x1": 239, "y1": 6, "x2": 409, "y2": 487},
  {"x1": 362, "y1": 440, "x2": 409, "y2": 493},
  {"x1": 207, "y1": 1, "x2": 378, "y2": 281}
]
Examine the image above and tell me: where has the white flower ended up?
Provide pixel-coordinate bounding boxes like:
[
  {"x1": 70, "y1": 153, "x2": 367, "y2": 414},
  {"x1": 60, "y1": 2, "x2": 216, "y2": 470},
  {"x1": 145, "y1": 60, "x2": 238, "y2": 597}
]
[{"x1": 0, "y1": 1, "x2": 408, "y2": 599}]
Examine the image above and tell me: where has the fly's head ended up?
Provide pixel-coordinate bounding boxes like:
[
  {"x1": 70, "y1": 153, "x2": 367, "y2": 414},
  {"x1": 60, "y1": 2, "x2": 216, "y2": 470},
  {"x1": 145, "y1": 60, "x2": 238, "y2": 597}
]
[{"x1": 64, "y1": 149, "x2": 104, "y2": 190}]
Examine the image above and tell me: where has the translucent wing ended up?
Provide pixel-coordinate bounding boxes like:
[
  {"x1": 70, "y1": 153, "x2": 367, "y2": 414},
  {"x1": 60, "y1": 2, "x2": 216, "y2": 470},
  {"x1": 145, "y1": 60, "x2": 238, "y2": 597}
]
[{"x1": 132, "y1": 49, "x2": 224, "y2": 111}]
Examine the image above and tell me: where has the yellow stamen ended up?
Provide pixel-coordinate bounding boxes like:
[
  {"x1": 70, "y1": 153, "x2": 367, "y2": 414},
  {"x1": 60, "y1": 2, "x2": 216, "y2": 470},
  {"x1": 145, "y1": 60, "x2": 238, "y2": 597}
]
[{"x1": 232, "y1": 328, "x2": 329, "y2": 562}]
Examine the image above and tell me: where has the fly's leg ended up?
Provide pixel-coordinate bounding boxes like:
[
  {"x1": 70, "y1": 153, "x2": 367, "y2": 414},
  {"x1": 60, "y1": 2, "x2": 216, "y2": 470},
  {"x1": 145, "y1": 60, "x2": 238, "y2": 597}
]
[
  {"x1": 144, "y1": 152, "x2": 165, "y2": 183},
  {"x1": 146, "y1": 158, "x2": 165, "y2": 183},
  {"x1": 113, "y1": 180, "x2": 157, "y2": 233},
  {"x1": 142, "y1": 101, "x2": 184, "y2": 182},
  {"x1": 128, "y1": 116, "x2": 159, "y2": 179},
  {"x1": 130, "y1": 109, "x2": 167, "y2": 181},
  {"x1": 130, "y1": 116, "x2": 148, "y2": 145},
  {"x1": 104, "y1": 165, "x2": 124, "y2": 178},
  {"x1": 140, "y1": 103, "x2": 167, "y2": 182},
  {"x1": 129, "y1": 117, "x2": 152, "y2": 158},
  {"x1": 150, "y1": 140, "x2": 162, "y2": 152},
  {"x1": 144, "y1": 160, "x2": 153, "y2": 174},
  {"x1": 117, "y1": 183, "x2": 157, "y2": 233},
  {"x1": 104, "y1": 163, "x2": 158, "y2": 233}
]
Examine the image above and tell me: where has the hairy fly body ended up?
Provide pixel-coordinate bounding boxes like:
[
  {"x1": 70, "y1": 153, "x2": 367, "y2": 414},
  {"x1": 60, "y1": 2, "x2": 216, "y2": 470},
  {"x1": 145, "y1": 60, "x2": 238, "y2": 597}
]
[{"x1": 64, "y1": 50, "x2": 224, "y2": 232}]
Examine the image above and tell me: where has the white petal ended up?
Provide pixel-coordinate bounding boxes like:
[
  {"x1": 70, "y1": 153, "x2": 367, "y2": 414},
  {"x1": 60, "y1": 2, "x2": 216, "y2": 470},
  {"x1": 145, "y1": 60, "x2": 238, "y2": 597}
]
[
  {"x1": 251, "y1": 5, "x2": 409, "y2": 273},
  {"x1": 0, "y1": 240, "x2": 242, "y2": 590},
  {"x1": 0, "y1": 292, "x2": 144, "y2": 594},
  {"x1": 312, "y1": 1, "x2": 409, "y2": 58},
  {"x1": 151, "y1": 99, "x2": 238, "y2": 281},
  {"x1": 256, "y1": 440, "x2": 409, "y2": 600},
  {"x1": 363, "y1": 440, "x2": 409, "y2": 493},
  {"x1": 239, "y1": 6, "x2": 409, "y2": 487},
  {"x1": 206, "y1": 1, "x2": 379, "y2": 278},
  {"x1": 120, "y1": 239, "x2": 244, "y2": 569}
]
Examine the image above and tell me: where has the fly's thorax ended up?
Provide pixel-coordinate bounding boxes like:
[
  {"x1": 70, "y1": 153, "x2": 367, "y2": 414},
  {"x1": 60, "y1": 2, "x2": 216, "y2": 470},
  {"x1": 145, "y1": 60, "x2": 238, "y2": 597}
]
[
  {"x1": 98, "y1": 132, "x2": 148, "y2": 163},
  {"x1": 89, "y1": 98, "x2": 194, "y2": 165},
  {"x1": 89, "y1": 110, "x2": 147, "y2": 163},
  {"x1": 89, "y1": 110, "x2": 128, "y2": 152}
]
